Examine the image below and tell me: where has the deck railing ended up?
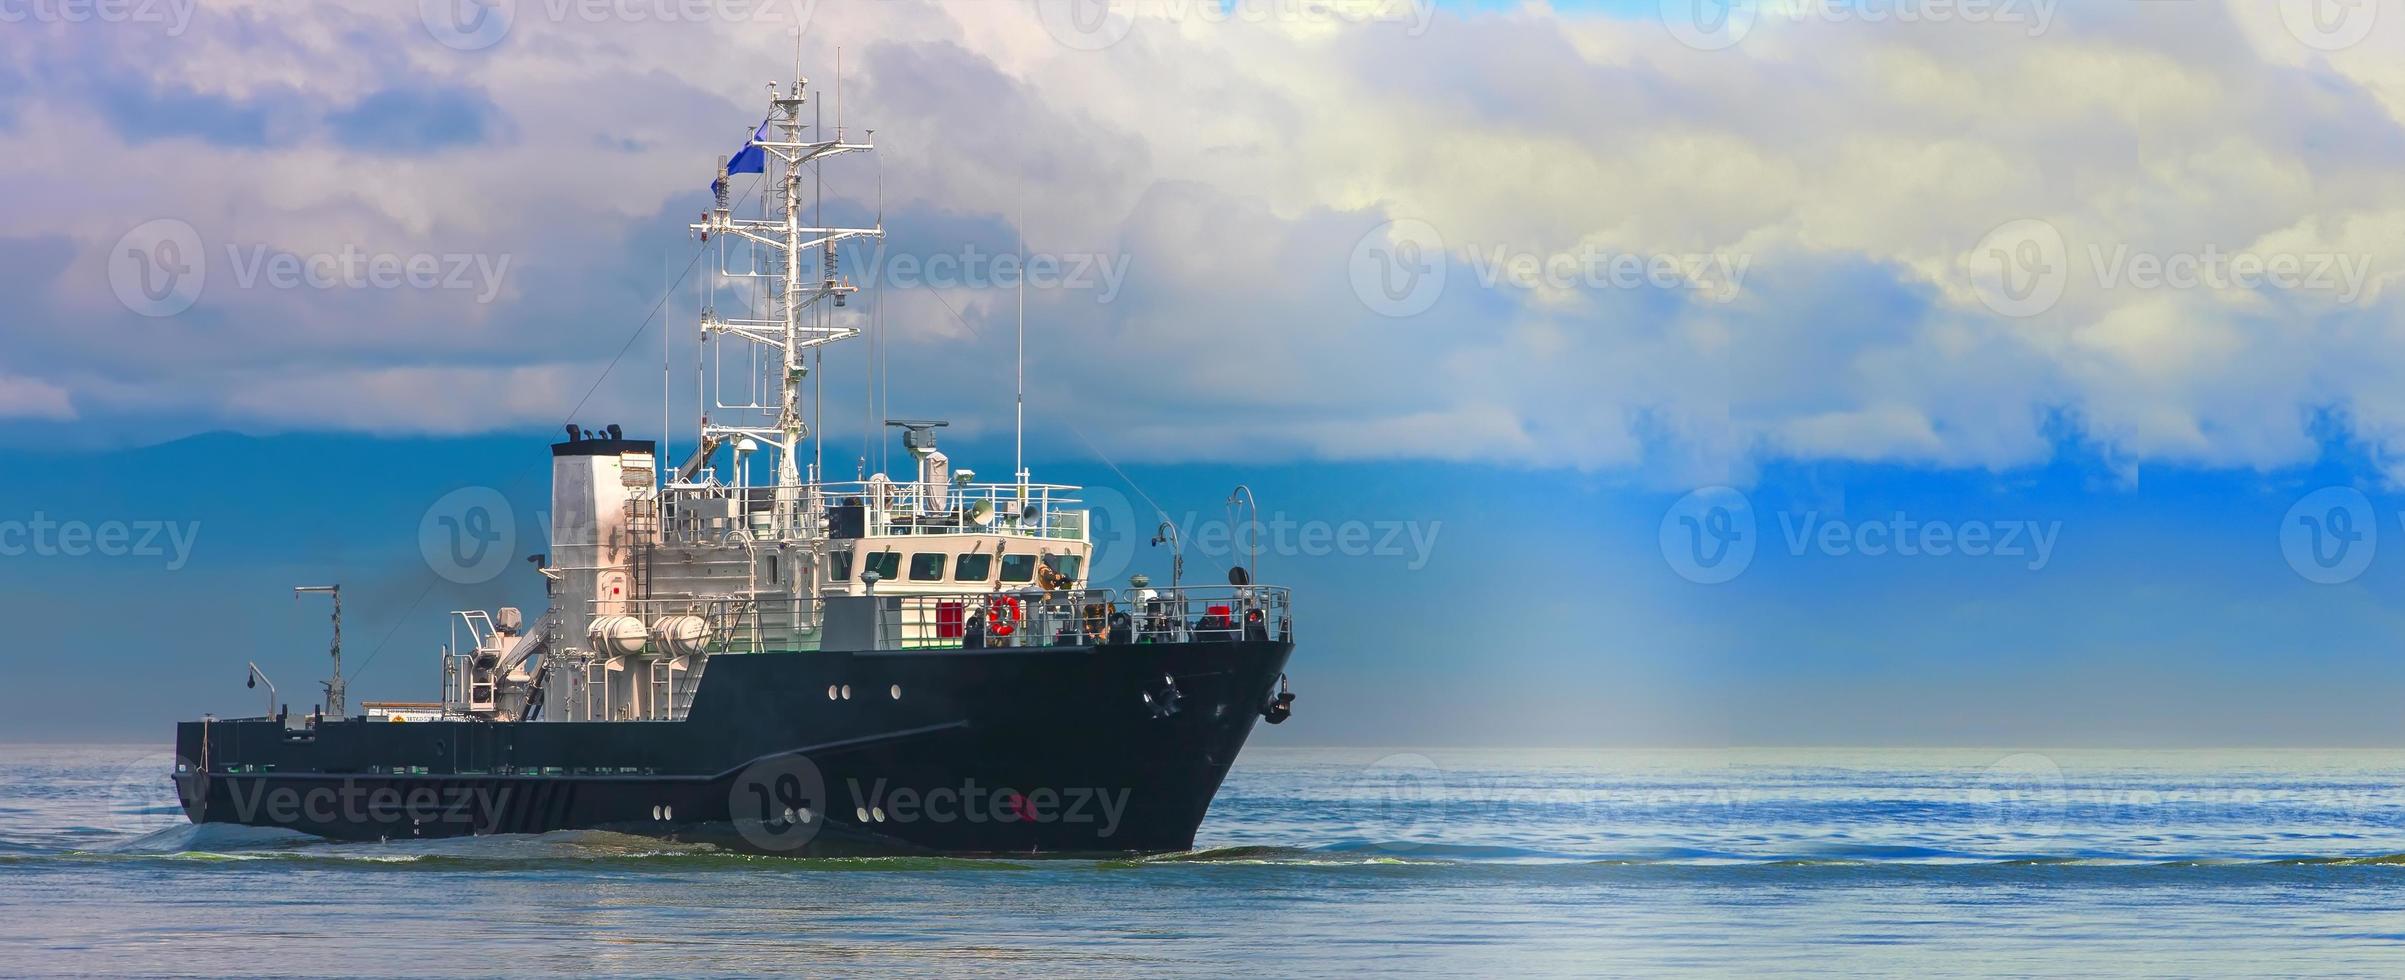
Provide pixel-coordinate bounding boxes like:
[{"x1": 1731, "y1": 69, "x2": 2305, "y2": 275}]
[
  {"x1": 864, "y1": 585, "x2": 1292, "y2": 650},
  {"x1": 657, "y1": 480, "x2": 1086, "y2": 542}
]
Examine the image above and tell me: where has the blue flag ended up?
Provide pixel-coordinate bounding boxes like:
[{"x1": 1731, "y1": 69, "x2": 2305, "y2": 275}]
[{"x1": 723, "y1": 121, "x2": 769, "y2": 182}]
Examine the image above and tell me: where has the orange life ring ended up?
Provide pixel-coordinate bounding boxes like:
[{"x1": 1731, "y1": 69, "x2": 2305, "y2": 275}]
[{"x1": 987, "y1": 595, "x2": 1022, "y2": 637}]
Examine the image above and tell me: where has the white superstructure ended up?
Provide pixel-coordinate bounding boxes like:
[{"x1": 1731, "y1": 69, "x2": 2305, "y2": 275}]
[{"x1": 438, "y1": 73, "x2": 1095, "y2": 724}]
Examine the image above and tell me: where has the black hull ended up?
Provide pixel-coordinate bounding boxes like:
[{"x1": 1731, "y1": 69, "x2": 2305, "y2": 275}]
[{"x1": 173, "y1": 640, "x2": 1292, "y2": 855}]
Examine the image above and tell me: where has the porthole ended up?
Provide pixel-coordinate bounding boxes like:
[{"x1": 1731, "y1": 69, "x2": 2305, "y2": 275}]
[
  {"x1": 889, "y1": 684, "x2": 902, "y2": 700},
  {"x1": 826, "y1": 685, "x2": 839, "y2": 700},
  {"x1": 840, "y1": 684, "x2": 852, "y2": 700},
  {"x1": 797, "y1": 807, "x2": 812, "y2": 823},
  {"x1": 651, "y1": 805, "x2": 662, "y2": 820},
  {"x1": 855, "y1": 806, "x2": 869, "y2": 823},
  {"x1": 871, "y1": 807, "x2": 886, "y2": 823},
  {"x1": 664, "y1": 805, "x2": 674, "y2": 821}
]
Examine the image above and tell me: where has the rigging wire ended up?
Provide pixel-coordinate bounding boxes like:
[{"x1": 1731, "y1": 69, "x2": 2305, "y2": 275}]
[
  {"x1": 564, "y1": 242, "x2": 706, "y2": 425},
  {"x1": 563, "y1": 172, "x2": 763, "y2": 424},
  {"x1": 342, "y1": 577, "x2": 438, "y2": 684},
  {"x1": 910, "y1": 282, "x2": 1203, "y2": 568}
]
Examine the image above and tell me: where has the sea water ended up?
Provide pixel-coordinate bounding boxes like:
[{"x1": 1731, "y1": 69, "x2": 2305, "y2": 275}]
[{"x1": 4, "y1": 745, "x2": 2404, "y2": 976}]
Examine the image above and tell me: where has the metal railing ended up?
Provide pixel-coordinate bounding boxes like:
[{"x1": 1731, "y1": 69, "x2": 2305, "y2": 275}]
[
  {"x1": 657, "y1": 480, "x2": 1086, "y2": 542},
  {"x1": 863, "y1": 585, "x2": 1292, "y2": 650}
]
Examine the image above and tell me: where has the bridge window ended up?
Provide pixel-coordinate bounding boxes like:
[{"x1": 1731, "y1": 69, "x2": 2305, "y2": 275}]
[
  {"x1": 863, "y1": 551, "x2": 900, "y2": 581},
  {"x1": 829, "y1": 550, "x2": 853, "y2": 581},
  {"x1": 999, "y1": 554, "x2": 1036, "y2": 583},
  {"x1": 955, "y1": 553, "x2": 993, "y2": 581},
  {"x1": 1045, "y1": 554, "x2": 1085, "y2": 580},
  {"x1": 909, "y1": 553, "x2": 947, "y2": 581}
]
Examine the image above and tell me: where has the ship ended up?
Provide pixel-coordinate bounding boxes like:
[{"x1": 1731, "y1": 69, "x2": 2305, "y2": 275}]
[{"x1": 169, "y1": 70, "x2": 1297, "y2": 856}]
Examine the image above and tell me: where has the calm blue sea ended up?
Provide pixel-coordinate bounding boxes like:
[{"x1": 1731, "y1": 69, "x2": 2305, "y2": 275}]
[{"x1": 6, "y1": 745, "x2": 2405, "y2": 976}]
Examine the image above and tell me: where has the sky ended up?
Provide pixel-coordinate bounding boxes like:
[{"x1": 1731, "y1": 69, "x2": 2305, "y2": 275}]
[{"x1": 3, "y1": 0, "x2": 2405, "y2": 745}]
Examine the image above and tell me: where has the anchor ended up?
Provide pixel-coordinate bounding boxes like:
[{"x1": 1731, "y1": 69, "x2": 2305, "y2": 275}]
[
  {"x1": 1141, "y1": 673, "x2": 1183, "y2": 719},
  {"x1": 1261, "y1": 673, "x2": 1295, "y2": 725}
]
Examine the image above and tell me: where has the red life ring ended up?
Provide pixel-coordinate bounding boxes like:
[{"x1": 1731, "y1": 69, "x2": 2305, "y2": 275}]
[{"x1": 987, "y1": 595, "x2": 1022, "y2": 637}]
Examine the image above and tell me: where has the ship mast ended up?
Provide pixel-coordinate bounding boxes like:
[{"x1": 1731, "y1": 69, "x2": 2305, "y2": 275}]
[{"x1": 691, "y1": 74, "x2": 880, "y2": 520}]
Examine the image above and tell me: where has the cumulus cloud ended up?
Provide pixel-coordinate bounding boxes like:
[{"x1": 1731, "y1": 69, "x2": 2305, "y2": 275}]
[{"x1": 0, "y1": 0, "x2": 2401, "y2": 483}]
